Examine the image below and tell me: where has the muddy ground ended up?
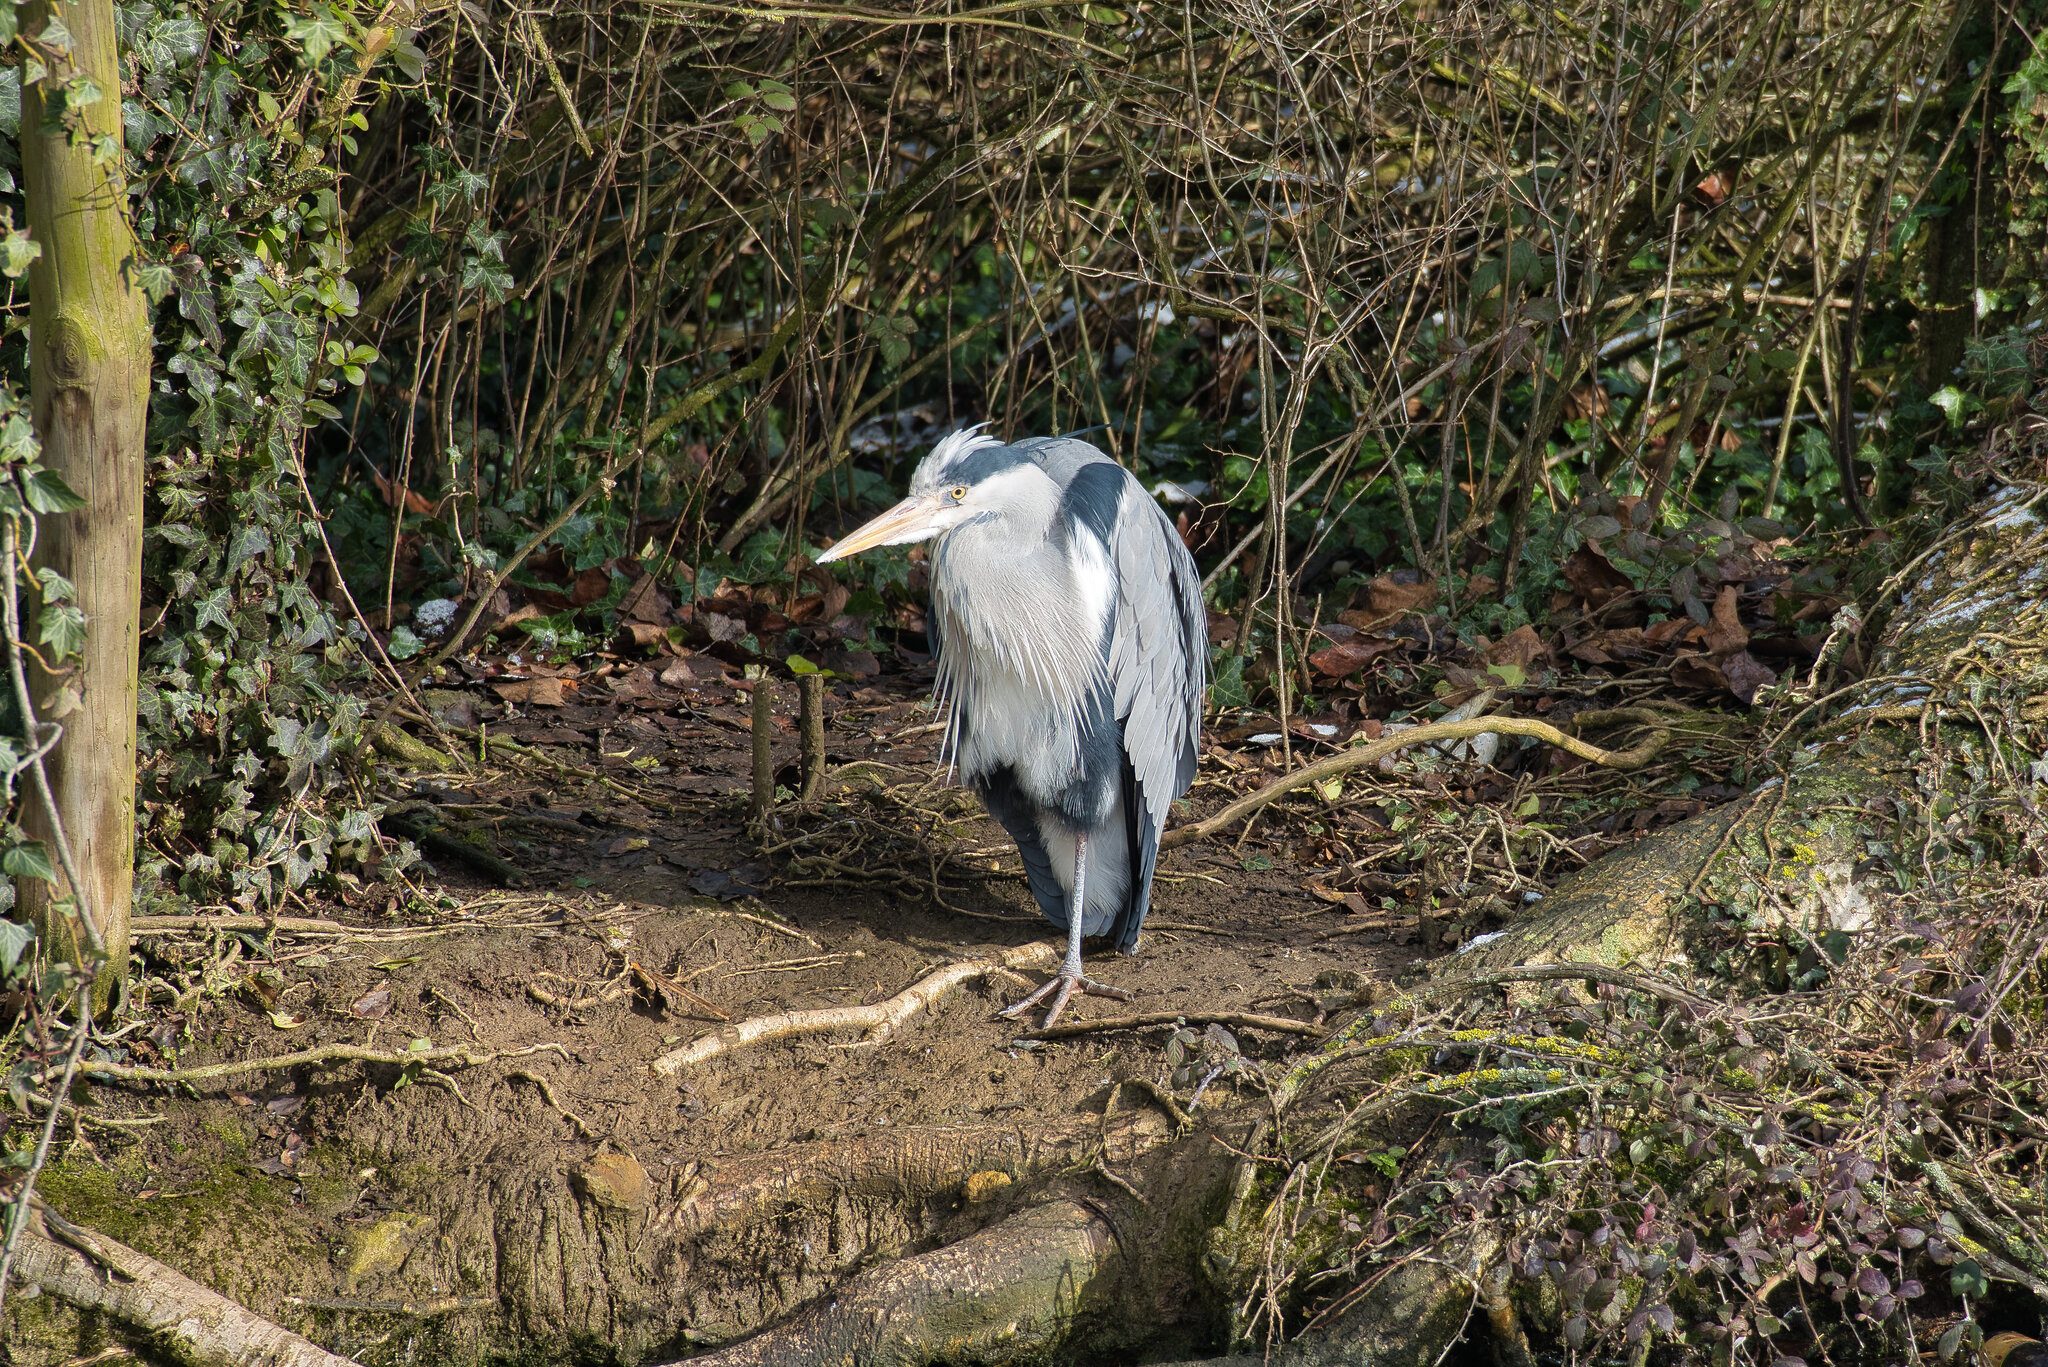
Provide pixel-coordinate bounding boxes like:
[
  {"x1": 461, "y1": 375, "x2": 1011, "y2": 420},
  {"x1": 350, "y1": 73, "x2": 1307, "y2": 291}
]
[{"x1": 29, "y1": 660, "x2": 1483, "y2": 1362}]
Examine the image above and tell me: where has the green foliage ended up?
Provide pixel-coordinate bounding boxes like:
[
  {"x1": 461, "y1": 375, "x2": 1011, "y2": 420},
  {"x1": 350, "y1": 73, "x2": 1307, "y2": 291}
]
[{"x1": 0, "y1": 0, "x2": 427, "y2": 910}]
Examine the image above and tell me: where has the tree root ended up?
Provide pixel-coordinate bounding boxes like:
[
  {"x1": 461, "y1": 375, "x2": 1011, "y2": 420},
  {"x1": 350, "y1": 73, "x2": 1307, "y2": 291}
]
[
  {"x1": 54, "y1": 1041, "x2": 566, "y2": 1089},
  {"x1": 365, "y1": 718, "x2": 461, "y2": 773},
  {"x1": 1029, "y1": 1009, "x2": 1323, "y2": 1040},
  {"x1": 1162, "y1": 707, "x2": 1669, "y2": 850},
  {"x1": 13, "y1": 1205, "x2": 361, "y2": 1367},
  {"x1": 652, "y1": 940, "x2": 1055, "y2": 1075},
  {"x1": 656, "y1": 1199, "x2": 1117, "y2": 1367}
]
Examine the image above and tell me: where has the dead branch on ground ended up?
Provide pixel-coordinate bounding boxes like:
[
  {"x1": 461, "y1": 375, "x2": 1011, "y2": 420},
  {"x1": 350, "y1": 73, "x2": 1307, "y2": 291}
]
[
  {"x1": 1162, "y1": 708, "x2": 1670, "y2": 850},
  {"x1": 652, "y1": 941, "x2": 1055, "y2": 1074}
]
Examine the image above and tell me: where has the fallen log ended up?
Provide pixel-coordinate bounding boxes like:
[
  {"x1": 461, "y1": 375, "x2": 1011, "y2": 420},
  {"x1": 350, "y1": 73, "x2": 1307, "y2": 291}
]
[{"x1": 11, "y1": 1206, "x2": 363, "y2": 1367}]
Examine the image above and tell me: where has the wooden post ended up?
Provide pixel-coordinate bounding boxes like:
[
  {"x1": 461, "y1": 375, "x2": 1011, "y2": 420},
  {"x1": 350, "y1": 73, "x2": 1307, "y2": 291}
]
[
  {"x1": 797, "y1": 674, "x2": 825, "y2": 802},
  {"x1": 17, "y1": 0, "x2": 151, "y2": 995},
  {"x1": 746, "y1": 667, "x2": 773, "y2": 829}
]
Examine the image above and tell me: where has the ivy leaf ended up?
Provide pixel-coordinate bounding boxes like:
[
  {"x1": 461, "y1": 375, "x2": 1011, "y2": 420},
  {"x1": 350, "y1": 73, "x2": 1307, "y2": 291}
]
[
  {"x1": 460, "y1": 255, "x2": 514, "y2": 301},
  {"x1": 225, "y1": 523, "x2": 272, "y2": 574},
  {"x1": 21, "y1": 469, "x2": 85, "y2": 514},
  {"x1": 192, "y1": 586, "x2": 233, "y2": 634},
  {"x1": 134, "y1": 259, "x2": 178, "y2": 302},
  {"x1": 283, "y1": 8, "x2": 349, "y2": 63},
  {"x1": 0, "y1": 917, "x2": 31, "y2": 974},
  {"x1": 35, "y1": 13, "x2": 72, "y2": 55},
  {"x1": 37, "y1": 603, "x2": 86, "y2": 662},
  {"x1": 35, "y1": 567, "x2": 75, "y2": 604},
  {"x1": 2, "y1": 841, "x2": 55, "y2": 884},
  {"x1": 148, "y1": 17, "x2": 207, "y2": 65},
  {"x1": 0, "y1": 229, "x2": 40, "y2": 279}
]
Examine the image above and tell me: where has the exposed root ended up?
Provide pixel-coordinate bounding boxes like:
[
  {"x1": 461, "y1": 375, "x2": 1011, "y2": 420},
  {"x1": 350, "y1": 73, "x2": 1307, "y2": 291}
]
[
  {"x1": 1162, "y1": 708, "x2": 1670, "y2": 850},
  {"x1": 507, "y1": 1068, "x2": 599, "y2": 1139},
  {"x1": 661, "y1": 1111, "x2": 1175, "y2": 1239},
  {"x1": 1030, "y1": 1009, "x2": 1324, "y2": 1041},
  {"x1": 15, "y1": 1205, "x2": 361, "y2": 1367},
  {"x1": 132, "y1": 914, "x2": 364, "y2": 938},
  {"x1": 55, "y1": 1041, "x2": 567, "y2": 1089},
  {"x1": 656, "y1": 1199, "x2": 1117, "y2": 1367},
  {"x1": 366, "y1": 718, "x2": 462, "y2": 773},
  {"x1": 652, "y1": 941, "x2": 1056, "y2": 1075}
]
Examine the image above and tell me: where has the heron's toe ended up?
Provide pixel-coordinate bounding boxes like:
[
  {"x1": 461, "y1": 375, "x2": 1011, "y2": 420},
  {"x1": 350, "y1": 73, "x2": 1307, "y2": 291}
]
[{"x1": 1000, "y1": 970, "x2": 1133, "y2": 1029}]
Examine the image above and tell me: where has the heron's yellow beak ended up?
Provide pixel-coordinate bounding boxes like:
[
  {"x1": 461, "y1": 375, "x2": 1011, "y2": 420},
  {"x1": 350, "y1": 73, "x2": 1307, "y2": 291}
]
[{"x1": 814, "y1": 494, "x2": 948, "y2": 564}]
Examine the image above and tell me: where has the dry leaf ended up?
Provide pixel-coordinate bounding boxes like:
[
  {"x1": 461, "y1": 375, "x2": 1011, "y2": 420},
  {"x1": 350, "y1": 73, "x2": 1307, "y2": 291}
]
[
  {"x1": 350, "y1": 982, "x2": 393, "y2": 1020},
  {"x1": 617, "y1": 621, "x2": 668, "y2": 652},
  {"x1": 1562, "y1": 545, "x2": 1631, "y2": 609},
  {"x1": 1566, "y1": 627, "x2": 1648, "y2": 665},
  {"x1": 1360, "y1": 573, "x2": 1437, "y2": 617},
  {"x1": 1703, "y1": 583, "x2": 1748, "y2": 656},
  {"x1": 617, "y1": 573, "x2": 673, "y2": 624},
  {"x1": 493, "y1": 601, "x2": 544, "y2": 633},
  {"x1": 1719, "y1": 650, "x2": 1778, "y2": 704},
  {"x1": 1308, "y1": 637, "x2": 1396, "y2": 678},
  {"x1": 1486, "y1": 624, "x2": 1552, "y2": 670},
  {"x1": 493, "y1": 677, "x2": 566, "y2": 707}
]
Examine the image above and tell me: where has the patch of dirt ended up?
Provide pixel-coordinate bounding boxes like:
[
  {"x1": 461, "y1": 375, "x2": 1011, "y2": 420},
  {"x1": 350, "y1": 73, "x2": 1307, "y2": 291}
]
[{"x1": 50, "y1": 668, "x2": 1426, "y2": 1362}]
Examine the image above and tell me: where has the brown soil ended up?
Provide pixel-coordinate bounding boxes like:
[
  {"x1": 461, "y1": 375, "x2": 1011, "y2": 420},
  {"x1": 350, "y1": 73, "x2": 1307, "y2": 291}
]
[{"x1": 38, "y1": 668, "x2": 1424, "y2": 1363}]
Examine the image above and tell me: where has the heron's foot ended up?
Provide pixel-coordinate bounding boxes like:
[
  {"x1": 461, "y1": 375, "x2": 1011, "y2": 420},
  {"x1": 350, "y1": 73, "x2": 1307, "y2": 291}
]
[{"x1": 999, "y1": 967, "x2": 1133, "y2": 1029}]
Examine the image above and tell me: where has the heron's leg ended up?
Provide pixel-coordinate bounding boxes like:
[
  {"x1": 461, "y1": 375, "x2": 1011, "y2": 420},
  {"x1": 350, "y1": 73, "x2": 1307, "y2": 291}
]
[{"x1": 1000, "y1": 832, "x2": 1134, "y2": 1028}]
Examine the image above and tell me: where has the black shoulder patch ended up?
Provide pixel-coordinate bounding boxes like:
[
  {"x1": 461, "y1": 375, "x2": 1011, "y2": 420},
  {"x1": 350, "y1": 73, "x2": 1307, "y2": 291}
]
[
  {"x1": 944, "y1": 444, "x2": 1034, "y2": 486},
  {"x1": 1059, "y1": 460, "x2": 1125, "y2": 552}
]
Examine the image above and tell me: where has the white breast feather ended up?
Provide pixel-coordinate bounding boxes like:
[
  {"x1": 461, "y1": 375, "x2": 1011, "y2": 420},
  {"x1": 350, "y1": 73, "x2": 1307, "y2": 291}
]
[{"x1": 929, "y1": 498, "x2": 1116, "y2": 800}]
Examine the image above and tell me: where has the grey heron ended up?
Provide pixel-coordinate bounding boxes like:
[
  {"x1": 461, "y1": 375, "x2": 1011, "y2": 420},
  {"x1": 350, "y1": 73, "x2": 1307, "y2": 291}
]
[{"x1": 814, "y1": 426, "x2": 1207, "y2": 1027}]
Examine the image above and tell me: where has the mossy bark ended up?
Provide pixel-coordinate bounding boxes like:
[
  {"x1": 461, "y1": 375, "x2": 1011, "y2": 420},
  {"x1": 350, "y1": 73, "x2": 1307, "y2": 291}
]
[
  {"x1": 17, "y1": 0, "x2": 151, "y2": 994},
  {"x1": 1459, "y1": 483, "x2": 2048, "y2": 978}
]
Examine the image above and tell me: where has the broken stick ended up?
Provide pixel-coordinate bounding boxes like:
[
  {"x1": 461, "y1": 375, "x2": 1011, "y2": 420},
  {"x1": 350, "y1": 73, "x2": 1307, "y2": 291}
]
[
  {"x1": 652, "y1": 941, "x2": 1056, "y2": 1075},
  {"x1": 798, "y1": 672, "x2": 826, "y2": 801}
]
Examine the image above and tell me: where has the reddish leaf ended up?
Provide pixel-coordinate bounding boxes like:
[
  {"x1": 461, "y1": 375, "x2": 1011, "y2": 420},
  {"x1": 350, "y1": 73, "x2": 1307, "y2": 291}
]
[
  {"x1": 570, "y1": 567, "x2": 611, "y2": 606},
  {"x1": 1566, "y1": 627, "x2": 1648, "y2": 664},
  {"x1": 493, "y1": 601, "x2": 544, "y2": 633},
  {"x1": 617, "y1": 573, "x2": 673, "y2": 625},
  {"x1": 617, "y1": 621, "x2": 668, "y2": 652},
  {"x1": 1719, "y1": 650, "x2": 1778, "y2": 704},
  {"x1": 1309, "y1": 637, "x2": 1396, "y2": 678},
  {"x1": 1486, "y1": 624, "x2": 1552, "y2": 670},
  {"x1": 1356, "y1": 573, "x2": 1437, "y2": 618},
  {"x1": 1563, "y1": 545, "x2": 1631, "y2": 609},
  {"x1": 349, "y1": 982, "x2": 392, "y2": 1020},
  {"x1": 1643, "y1": 616, "x2": 1696, "y2": 646}
]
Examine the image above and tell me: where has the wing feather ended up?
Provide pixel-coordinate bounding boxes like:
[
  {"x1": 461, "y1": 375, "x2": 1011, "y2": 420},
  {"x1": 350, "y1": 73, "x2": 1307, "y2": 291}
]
[{"x1": 1107, "y1": 473, "x2": 1206, "y2": 834}]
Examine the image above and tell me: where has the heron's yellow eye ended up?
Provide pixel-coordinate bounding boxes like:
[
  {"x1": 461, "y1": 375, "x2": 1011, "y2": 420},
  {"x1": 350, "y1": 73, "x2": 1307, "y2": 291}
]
[{"x1": 949, "y1": 485, "x2": 968, "y2": 501}]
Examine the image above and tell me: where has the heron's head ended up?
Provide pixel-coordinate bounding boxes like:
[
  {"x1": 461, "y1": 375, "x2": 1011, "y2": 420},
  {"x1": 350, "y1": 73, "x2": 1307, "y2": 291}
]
[{"x1": 815, "y1": 425, "x2": 1028, "y2": 564}]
